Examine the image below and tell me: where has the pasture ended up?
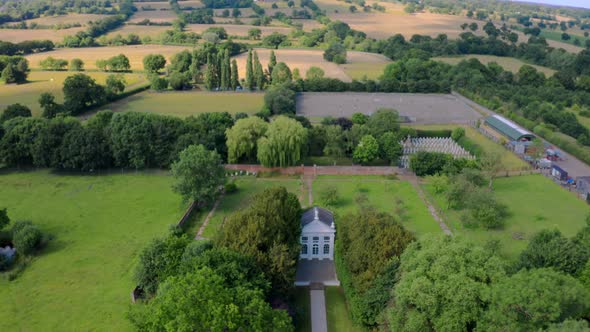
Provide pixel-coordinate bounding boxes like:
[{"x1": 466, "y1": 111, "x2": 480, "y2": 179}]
[
  {"x1": 312, "y1": 175, "x2": 440, "y2": 237},
  {"x1": 25, "y1": 45, "x2": 193, "y2": 71},
  {"x1": 232, "y1": 49, "x2": 389, "y2": 82},
  {"x1": 0, "y1": 27, "x2": 85, "y2": 43},
  {"x1": 424, "y1": 174, "x2": 590, "y2": 258},
  {"x1": 1, "y1": 71, "x2": 147, "y2": 116},
  {"x1": 433, "y1": 54, "x2": 556, "y2": 76},
  {"x1": 99, "y1": 91, "x2": 264, "y2": 117},
  {"x1": 0, "y1": 170, "x2": 186, "y2": 331},
  {"x1": 339, "y1": 61, "x2": 392, "y2": 80},
  {"x1": 296, "y1": 92, "x2": 482, "y2": 124}
]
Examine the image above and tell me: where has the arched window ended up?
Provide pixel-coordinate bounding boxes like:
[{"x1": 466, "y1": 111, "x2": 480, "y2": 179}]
[
  {"x1": 312, "y1": 244, "x2": 319, "y2": 255},
  {"x1": 301, "y1": 244, "x2": 308, "y2": 255},
  {"x1": 323, "y1": 244, "x2": 330, "y2": 255}
]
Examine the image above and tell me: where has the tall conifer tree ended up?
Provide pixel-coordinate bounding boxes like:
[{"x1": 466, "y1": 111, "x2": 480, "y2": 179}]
[
  {"x1": 246, "y1": 49, "x2": 254, "y2": 90},
  {"x1": 231, "y1": 59, "x2": 239, "y2": 90},
  {"x1": 253, "y1": 51, "x2": 264, "y2": 90}
]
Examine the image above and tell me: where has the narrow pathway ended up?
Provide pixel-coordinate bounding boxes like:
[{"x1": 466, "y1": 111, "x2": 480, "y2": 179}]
[
  {"x1": 305, "y1": 175, "x2": 314, "y2": 207},
  {"x1": 310, "y1": 284, "x2": 328, "y2": 332},
  {"x1": 195, "y1": 193, "x2": 224, "y2": 240},
  {"x1": 408, "y1": 176, "x2": 452, "y2": 236}
]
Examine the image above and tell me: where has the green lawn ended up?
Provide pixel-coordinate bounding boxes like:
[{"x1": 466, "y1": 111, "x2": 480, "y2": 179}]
[
  {"x1": 100, "y1": 90, "x2": 265, "y2": 117},
  {"x1": 200, "y1": 177, "x2": 302, "y2": 238},
  {"x1": 0, "y1": 170, "x2": 186, "y2": 331},
  {"x1": 407, "y1": 124, "x2": 530, "y2": 171},
  {"x1": 325, "y1": 287, "x2": 362, "y2": 332},
  {"x1": 312, "y1": 175, "x2": 440, "y2": 237},
  {"x1": 424, "y1": 174, "x2": 590, "y2": 259},
  {"x1": 294, "y1": 287, "x2": 312, "y2": 332},
  {"x1": 340, "y1": 62, "x2": 392, "y2": 81},
  {"x1": 1, "y1": 71, "x2": 147, "y2": 116},
  {"x1": 433, "y1": 54, "x2": 555, "y2": 77}
]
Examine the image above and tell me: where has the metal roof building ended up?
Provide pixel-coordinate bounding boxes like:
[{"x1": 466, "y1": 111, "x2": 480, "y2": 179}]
[{"x1": 484, "y1": 115, "x2": 535, "y2": 141}]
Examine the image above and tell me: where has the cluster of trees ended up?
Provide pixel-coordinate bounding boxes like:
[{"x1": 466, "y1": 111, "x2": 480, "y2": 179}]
[
  {"x1": 0, "y1": 110, "x2": 234, "y2": 170},
  {"x1": 130, "y1": 185, "x2": 301, "y2": 330},
  {"x1": 0, "y1": 55, "x2": 29, "y2": 84},
  {"x1": 0, "y1": 40, "x2": 54, "y2": 56},
  {"x1": 0, "y1": 209, "x2": 45, "y2": 277},
  {"x1": 39, "y1": 57, "x2": 84, "y2": 71},
  {"x1": 95, "y1": 54, "x2": 131, "y2": 72},
  {"x1": 0, "y1": 0, "x2": 119, "y2": 24}
]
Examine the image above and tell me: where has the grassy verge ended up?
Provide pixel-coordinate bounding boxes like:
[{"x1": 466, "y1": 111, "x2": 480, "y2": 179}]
[
  {"x1": 294, "y1": 287, "x2": 312, "y2": 332},
  {"x1": 325, "y1": 287, "x2": 363, "y2": 332},
  {"x1": 312, "y1": 175, "x2": 440, "y2": 237},
  {"x1": 0, "y1": 170, "x2": 185, "y2": 331},
  {"x1": 423, "y1": 174, "x2": 590, "y2": 259}
]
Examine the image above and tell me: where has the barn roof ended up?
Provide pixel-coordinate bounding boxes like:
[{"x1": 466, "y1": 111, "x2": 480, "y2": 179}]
[
  {"x1": 301, "y1": 207, "x2": 334, "y2": 228},
  {"x1": 485, "y1": 115, "x2": 535, "y2": 141}
]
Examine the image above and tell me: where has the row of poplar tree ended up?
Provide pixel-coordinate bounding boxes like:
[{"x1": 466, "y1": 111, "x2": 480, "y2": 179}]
[{"x1": 203, "y1": 49, "x2": 278, "y2": 91}]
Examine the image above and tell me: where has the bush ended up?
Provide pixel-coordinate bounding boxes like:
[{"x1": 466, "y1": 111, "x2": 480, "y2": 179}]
[
  {"x1": 451, "y1": 127, "x2": 465, "y2": 141},
  {"x1": 224, "y1": 182, "x2": 237, "y2": 194},
  {"x1": 320, "y1": 185, "x2": 339, "y2": 206},
  {"x1": 11, "y1": 221, "x2": 42, "y2": 256},
  {"x1": 410, "y1": 152, "x2": 452, "y2": 176}
]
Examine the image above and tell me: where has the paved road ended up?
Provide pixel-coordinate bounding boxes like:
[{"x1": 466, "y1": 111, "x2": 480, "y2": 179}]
[{"x1": 310, "y1": 289, "x2": 328, "y2": 332}]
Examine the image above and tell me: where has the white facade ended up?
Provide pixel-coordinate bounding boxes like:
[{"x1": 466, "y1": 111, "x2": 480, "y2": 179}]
[{"x1": 300, "y1": 208, "x2": 335, "y2": 260}]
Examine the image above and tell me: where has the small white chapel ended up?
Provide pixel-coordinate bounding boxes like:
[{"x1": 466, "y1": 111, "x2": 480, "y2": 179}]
[{"x1": 299, "y1": 206, "x2": 335, "y2": 260}]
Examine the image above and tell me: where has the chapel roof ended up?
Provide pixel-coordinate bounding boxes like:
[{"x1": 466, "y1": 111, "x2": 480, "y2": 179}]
[{"x1": 301, "y1": 206, "x2": 334, "y2": 228}]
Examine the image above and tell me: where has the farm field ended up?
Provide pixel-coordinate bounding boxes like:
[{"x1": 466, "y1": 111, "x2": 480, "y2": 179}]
[
  {"x1": 233, "y1": 49, "x2": 389, "y2": 82},
  {"x1": 128, "y1": 7, "x2": 178, "y2": 23},
  {"x1": 186, "y1": 23, "x2": 293, "y2": 37},
  {"x1": 0, "y1": 27, "x2": 85, "y2": 43},
  {"x1": 0, "y1": 170, "x2": 186, "y2": 331},
  {"x1": 408, "y1": 124, "x2": 530, "y2": 171},
  {"x1": 339, "y1": 61, "x2": 391, "y2": 80},
  {"x1": 326, "y1": 287, "x2": 362, "y2": 332},
  {"x1": 297, "y1": 92, "x2": 482, "y2": 124},
  {"x1": 200, "y1": 177, "x2": 302, "y2": 238},
  {"x1": 433, "y1": 54, "x2": 556, "y2": 76},
  {"x1": 132, "y1": 1, "x2": 174, "y2": 10},
  {"x1": 99, "y1": 91, "x2": 264, "y2": 117},
  {"x1": 424, "y1": 174, "x2": 590, "y2": 258},
  {"x1": 0, "y1": 71, "x2": 147, "y2": 117},
  {"x1": 23, "y1": 13, "x2": 109, "y2": 26},
  {"x1": 25, "y1": 45, "x2": 193, "y2": 70},
  {"x1": 312, "y1": 175, "x2": 440, "y2": 237}
]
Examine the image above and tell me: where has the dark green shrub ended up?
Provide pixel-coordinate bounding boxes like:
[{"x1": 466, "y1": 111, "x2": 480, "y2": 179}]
[
  {"x1": 12, "y1": 222, "x2": 42, "y2": 256},
  {"x1": 224, "y1": 182, "x2": 237, "y2": 194}
]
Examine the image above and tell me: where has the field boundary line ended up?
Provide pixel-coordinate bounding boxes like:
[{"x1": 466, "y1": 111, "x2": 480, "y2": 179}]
[{"x1": 195, "y1": 193, "x2": 224, "y2": 240}]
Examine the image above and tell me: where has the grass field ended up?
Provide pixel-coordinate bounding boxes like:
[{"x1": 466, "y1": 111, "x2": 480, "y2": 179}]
[
  {"x1": 326, "y1": 287, "x2": 362, "y2": 332},
  {"x1": 23, "y1": 13, "x2": 108, "y2": 26},
  {"x1": 200, "y1": 177, "x2": 302, "y2": 238},
  {"x1": 25, "y1": 45, "x2": 193, "y2": 71},
  {"x1": 312, "y1": 175, "x2": 440, "y2": 237},
  {"x1": 0, "y1": 27, "x2": 86, "y2": 43},
  {"x1": 100, "y1": 91, "x2": 264, "y2": 117},
  {"x1": 433, "y1": 54, "x2": 556, "y2": 76},
  {"x1": 0, "y1": 170, "x2": 186, "y2": 331},
  {"x1": 340, "y1": 61, "x2": 391, "y2": 80},
  {"x1": 407, "y1": 124, "x2": 529, "y2": 171},
  {"x1": 1, "y1": 71, "x2": 148, "y2": 116},
  {"x1": 424, "y1": 174, "x2": 590, "y2": 259}
]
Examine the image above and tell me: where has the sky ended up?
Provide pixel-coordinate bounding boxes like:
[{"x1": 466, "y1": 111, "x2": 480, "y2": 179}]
[{"x1": 513, "y1": 0, "x2": 590, "y2": 9}]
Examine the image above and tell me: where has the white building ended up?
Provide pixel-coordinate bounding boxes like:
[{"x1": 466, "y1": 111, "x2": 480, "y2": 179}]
[{"x1": 300, "y1": 207, "x2": 335, "y2": 260}]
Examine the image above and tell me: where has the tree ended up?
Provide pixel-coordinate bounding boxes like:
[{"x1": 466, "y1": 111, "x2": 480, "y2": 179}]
[
  {"x1": 262, "y1": 32, "x2": 287, "y2": 49},
  {"x1": 460, "y1": 23, "x2": 469, "y2": 30},
  {"x1": 323, "y1": 42, "x2": 347, "y2": 64},
  {"x1": 62, "y1": 74, "x2": 105, "y2": 115},
  {"x1": 171, "y1": 144, "x2": 225, "y2": 204},
  {"x1": 306, "y1": 66, "x2": 325, "y2": 80},
  {"x1": 323, "y1": 125, "x2": 345, "y2": 158},
  {"x1": 365, "y1": 108, "x2": 400, "y2": 137},
  {"x1": 12, "y1": 221, "x2": 42, "y2": 256},
  {"x1": 469, "y1": 22, "x2": 478, "y2": 31},
  {"x1": 353, "y1": 135, "x2": 379, "y2": 164},
  {"x1": 204, "y1": 54, "x2": 217, "y2": 91},
  {"x1": 226, "y1": 116, "x2": 269, "y2": 163},
  {"x1": 248, "y1": 28, "x2": 262, "y2": 40},
  {"x1": 253, "y1": 51, "x2": 265, "y2": 89},
  {"x1": 40, "y1": 56, "x2": 67, "y2": 71},
  {"x1": 143, "y1": 54, "x2": 166, "y2": 73},
  {"x1": 230, "y1": 59, "x2": 239, "y2": 90},
  {"x1": 168, "y1": 71, "x2": 189, "y2": 90},
  {"x1": 150, "y1": 75, "x2": 168, "y2": 91},
  {"x1": 246, "y1": 49, "x2": 254, "y2": 90},
  {"x1": 264, "y1": 84, "x2": 296, "y2": 115},
  {"x1": 129, "y1": 268, "x2": 293, "y2": 331},
  {"x1": 388, "y1": 235, "x2": 506, "y2": 332},
  {"x1": 379, "y1": 132, "x2": 402, "y2": 165},
  {"x1": 481, "y1": 269, "x2": 590, "y2": 331},
  {"x1": 216, "y1": 186, "x2": 301, "y2": 294},
  {"x1": 107, "y1": 54, "x2": 131, "y2": 72},
  {"x1": 320, "y1": 186, "x2": 340, "y2": 206},
  {"x1": 0, "y1": 208, "x2": 9, "y2": 230},
  {"x1": 1, "y1": 103, "x2": 31, "y2": 123},
  {"x1": 270, "y1": 62, "x2": 292, "y2": 85},
  {"x1": 257, "y1": 116, "x2": 307, "y2": 167},
  {"x1": 410, "y1": 151, "x2": 452, "y2": 176},
  {"x1": 351, "y1": 113, "x2": 368, "y2": 125},
  {"x1": 232, "y1": 8, "x2": 241, "y2": 18},
  {"x1": 1, "y1": 64, "x2": 18, "y2": 83},
  {"x1": 268, "y1": 50, "x2": 277, "y2": 76},
  {"x1": 69, "y1": 58, "x2": 84, "y2": 71},
  {"x1": 105, "y1": 74, "x2": 126, "y2": 98},
  {"x1": 479, "y1": 152, "x2": 503, "y2": 187},
  {"x1": 518, "y1": 229, "x2": 589, "y2": 275},
  {"x1": 0, "y1": 117, "x2": 46, "y2": 166}
]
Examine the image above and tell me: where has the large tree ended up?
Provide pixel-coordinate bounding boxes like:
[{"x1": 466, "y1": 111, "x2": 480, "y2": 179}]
[
  {"x1": 142, "y1": 54, "x2": 166, "y2": 73},
  {"x1": 264, "y1": 84, "x2": 296, "y2": 115},
  {"x1": 365, "y1": 108, "x2": 400, "y2": 138},
  {"x1": 226, "y1": 116, "x2": 268, "y2": 163},
  {"x1": 353, "y1": 135, "x2": 379, "y2": 164},
  {"x1": 62, "y1": 73, "x2": 106, "y2": 115},
  {"x1": 245, "y1": 49, "x2": 254, "y2": 90},
  {"x1": 171, "y1": 144, "x2": 225, "y2": 204},
  {"x1": 271, "y1": 62, "x2": 292, "y2": 85},
  {"x1": 0, "y1": 103, "x2": 31, "y2": 123},
  {"x1": 257, "y1": 116, "x2": 307, "y2": 167}
]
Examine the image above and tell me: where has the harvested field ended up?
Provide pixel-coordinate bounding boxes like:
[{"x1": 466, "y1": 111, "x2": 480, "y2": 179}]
[
  {"x1": 296, "y1": 92, "x2": 482, "y2": 124},
  {"x1": 298, "y1": 19, "x2": 323, "y2": 31},
  {"x1": 179, "y1": 0, "x2": 204, "y2": 7},
  {"x1": 99, "y1": 91, "x2": 264, "y2": 117},
  {"x1": 433, "y1": 55, "x2": 556, "y2": 76},
  {"x1": 232, "y1": 49, "x2": 388, "y2": 82},
  {"x1": 128, "y1": 7, "x2": 178, "y2": 23},
  {"x1": 0, "y1": 27, "x2": 85, "y2": 43},
  {"x1": 186, "y1": 23, "x2": 293, "y2": 37},
  {"x1": 25, "y1": 45, "x2": 193, "y2": 70},
  {"x1": 0, "y1": 71, "x2": 147, "y2": 116},
  {"x1": 23, "y1": 13, "x2": 109, "y2": 26},
  {"x1": 132, "y1": 1, "x2": 173, "y2": 10},
  {"x1": 105, "y1": 24, "x2": 169, "y2": 38}
]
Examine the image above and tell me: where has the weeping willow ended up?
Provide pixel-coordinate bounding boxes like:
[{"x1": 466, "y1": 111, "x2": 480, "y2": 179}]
[{"x1": 257, "y1": 116, "x2": 308, "y2": 167}]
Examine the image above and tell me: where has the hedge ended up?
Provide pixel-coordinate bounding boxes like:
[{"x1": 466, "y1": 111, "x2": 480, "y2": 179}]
[{"x1": 416, "y1": 129, "x2": 452, "y2": 138}]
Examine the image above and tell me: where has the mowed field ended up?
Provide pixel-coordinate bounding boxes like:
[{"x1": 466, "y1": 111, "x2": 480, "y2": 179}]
[
  {"x1": 1, "y1": 71, "x2": 147, "y2": 116},
  {"x1": 312, "y1": 175, "x2": 440, "y2": 237},
  {"x1": 129, "y1": 2, "x2": 178, "y2": 23},
  {"x1": 25, "y1": 45, "x2": 193, "y2": 70},
  {"x1": 0, "y1": 170, "x2": 186, "y2": 331},
  {"x1": 424, "y1": 175, "x2": 590, "y2": 258},
  {"x1": 99, "y1": 91, "x2": 264, "y2": 117},
  {"x1": 23, "y1": 13, "x2": 109, "y2": 26},
  {"x1": 233, "y1": 49, "x2": 390, "y2": 82},
  {"x1": 0, "y1": 27, "x2": 86, "y2": 43},
  {"x1": 433, "y1": 54, "x2": 556, "y2": 76}
]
